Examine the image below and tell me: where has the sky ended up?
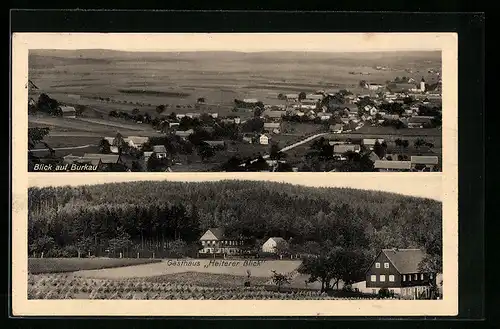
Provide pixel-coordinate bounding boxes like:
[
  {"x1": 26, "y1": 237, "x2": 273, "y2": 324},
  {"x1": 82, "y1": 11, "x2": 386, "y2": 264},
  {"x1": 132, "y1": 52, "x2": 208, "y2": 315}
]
[
  {"x1": 28, "y1": 173, "x2": 442, "y2": 201},
  {"x1": 16, "y1": 33, "x2": 450, "y2": 53}
]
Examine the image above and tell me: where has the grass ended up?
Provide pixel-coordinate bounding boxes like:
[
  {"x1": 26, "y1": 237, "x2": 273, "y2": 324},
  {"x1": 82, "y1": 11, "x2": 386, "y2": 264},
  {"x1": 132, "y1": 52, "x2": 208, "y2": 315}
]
[{"x1": 28, "y1": 258, "x2": 162, "y2": 274}]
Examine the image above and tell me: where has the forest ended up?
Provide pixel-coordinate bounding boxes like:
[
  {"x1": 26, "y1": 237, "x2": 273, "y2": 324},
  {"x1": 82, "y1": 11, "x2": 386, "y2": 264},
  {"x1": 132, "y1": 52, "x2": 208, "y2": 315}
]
[{"x1": 28, "y1": 180, "x2": 442, "y2": 274}]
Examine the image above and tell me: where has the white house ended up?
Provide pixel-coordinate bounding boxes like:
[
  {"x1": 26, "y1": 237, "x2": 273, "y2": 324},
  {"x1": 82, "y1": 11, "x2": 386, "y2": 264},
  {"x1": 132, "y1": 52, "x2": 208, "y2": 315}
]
[
  {"x1": 60, "y1": 106, "x2": 76, "y2": 118},
  {"x1": 152, "y1": 145, "x2": 168, "y2": 159},
  {"x1": 125, "y1": 136, "x2": 149, "y2": 149},
  {"x1": 259, "y1": 134, "x2": 271, "y2": 145},
  {"x1": 199, "y1": 228, "x2": 243, "y2": 255},
  {"x1": 261, "y1": 237, "x2": 288, "y2": 253}
]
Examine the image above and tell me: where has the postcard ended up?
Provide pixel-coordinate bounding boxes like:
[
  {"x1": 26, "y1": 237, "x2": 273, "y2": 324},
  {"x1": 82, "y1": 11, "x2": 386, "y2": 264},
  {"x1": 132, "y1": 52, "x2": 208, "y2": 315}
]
[{"x1": 11, "y1": 33, "x2": 458, "y2": 316}]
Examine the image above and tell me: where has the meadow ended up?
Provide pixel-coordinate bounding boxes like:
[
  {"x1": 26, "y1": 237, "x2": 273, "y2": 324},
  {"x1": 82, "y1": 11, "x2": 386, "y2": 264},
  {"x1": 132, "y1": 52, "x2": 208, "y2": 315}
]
[{"x1": 28, "y1": 258, "x2": 162, "y2": 274}]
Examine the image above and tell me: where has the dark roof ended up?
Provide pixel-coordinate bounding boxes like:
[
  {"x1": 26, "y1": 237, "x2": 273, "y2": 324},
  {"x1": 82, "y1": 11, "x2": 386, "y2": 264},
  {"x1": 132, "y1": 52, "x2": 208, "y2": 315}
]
[
  {"x1": 83, "y1": 153, "x2": 121, "y2": 164},
  {"x1": 208, "y1": 228, "x2": 225, "y2": 240},
  {"x1": 382, "y1": 248, "x2": 427, "y2": 274},
  {"x1": 152, "y1": 145, "x2": 167, "y2": 153}
]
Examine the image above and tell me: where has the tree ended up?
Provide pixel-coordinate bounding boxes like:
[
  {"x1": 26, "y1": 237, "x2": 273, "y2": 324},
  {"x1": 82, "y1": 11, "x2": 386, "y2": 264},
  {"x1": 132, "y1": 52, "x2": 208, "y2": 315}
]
[
  {"x1": 299, "y1": 246, "x2": 369, "y2": 292},
  {"x1": 414, "y1": 138, "x2": 426, "y2": 149},
  {"x1": 168, "y1": 239, "x2": 188, "y2": 257},
  {"x1": 113, "y1": 132, "x2": 127, "y2": 153},
  {"x1": 373, "y1": 140, "x2": 387, "y2": 159},
  {"x1": 271, "y1": 270, "x2": 291, "y2": 292},
  {"x1": 98, "y1": 138, "x2": 111, "y2": 154},
  {"x1": 253, "y1": 106, "x2": 264, "y2": 117},
  {"x1": 108, "y1": 228, "x2": 133, "y2": 257},
  {"x1": 132, "y1": 108, "x2": 140, "y2": 115},
  {"x1": 197, "y1": 97, "x2": 206, "y2": 103},
  {"x1": 28, "y1": 127, "x2": 50, "y2": 151},
  {"x1": 156, "y1": 105, "x2": 166, "y2": 114},
  {"x1": 274, "y1": 240, "x2": 290, "y2": 256},
  {"x1": 298, "y1": 92, "x2": 307, "y2": 101},
  {"x1": 277, "y1": 93, "x2": 286, "y2": 100},
  {"x1": 359, "y1": 80, "x2": 367, "y2": 88},
  {"x1": 197, "y1": 143, "x2": 215, "y2": 162}
]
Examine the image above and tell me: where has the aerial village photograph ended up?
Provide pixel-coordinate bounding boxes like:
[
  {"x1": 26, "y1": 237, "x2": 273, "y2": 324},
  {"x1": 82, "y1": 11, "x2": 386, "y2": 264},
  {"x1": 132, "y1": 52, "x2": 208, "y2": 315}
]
[
  {"x1": 27, "y1": 36, "x2": 443, "y2": 173},
  {"x1": 26, "y1": 175, "x2": 443, "y2": 301}
]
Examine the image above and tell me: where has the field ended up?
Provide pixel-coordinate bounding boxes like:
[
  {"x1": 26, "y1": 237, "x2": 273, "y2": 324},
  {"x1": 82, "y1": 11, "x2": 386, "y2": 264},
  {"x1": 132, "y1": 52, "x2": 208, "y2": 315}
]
[
  {"x1": 26, "y1": 257, "x2": 347, "y2": 300},
  {"x1": 28, "y1": 50, "x2": 442, "y2": 167},
  {"x1": 28, "y1": 273, "x2": 362, "y2": 300},
  {"x1": 28, "y1": 258, "x2": 162, "y2": 274}
]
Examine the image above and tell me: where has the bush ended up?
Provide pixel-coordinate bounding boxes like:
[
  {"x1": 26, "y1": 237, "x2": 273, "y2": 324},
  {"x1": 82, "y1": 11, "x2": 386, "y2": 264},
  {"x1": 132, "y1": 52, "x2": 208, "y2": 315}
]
[{"x1": 377, "y1": 287, "x2": 394, "y2": 299}]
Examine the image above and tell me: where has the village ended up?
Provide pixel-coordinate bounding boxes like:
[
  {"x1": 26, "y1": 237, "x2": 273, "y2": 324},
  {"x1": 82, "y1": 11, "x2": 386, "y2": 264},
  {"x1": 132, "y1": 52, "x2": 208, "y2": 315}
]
[{"x1": 28, "y1": 75, "x2": 442, "y2": 172}]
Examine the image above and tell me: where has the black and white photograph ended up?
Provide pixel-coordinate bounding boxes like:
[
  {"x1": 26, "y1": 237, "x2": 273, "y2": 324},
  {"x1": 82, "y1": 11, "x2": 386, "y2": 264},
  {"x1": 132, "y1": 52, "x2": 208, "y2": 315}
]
[
  {"x1": 25, "y1": 175, "x2": 443, "y2": 304},
  {"x1": 11, "y1": 32, "x2": 458, "y2": 317},
  {"x1": 26, "y1": 34, "x2": 443, "y2": 173}
]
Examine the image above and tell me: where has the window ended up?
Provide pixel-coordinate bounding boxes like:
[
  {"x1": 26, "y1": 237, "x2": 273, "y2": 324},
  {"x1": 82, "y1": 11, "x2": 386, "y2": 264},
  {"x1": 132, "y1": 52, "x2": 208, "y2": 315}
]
[
  {"x1": 402, "y1": 275, "x2": 406, "y2": 281},
  {"x1": 370, "y1": 275, "x2": 377, "y2": 282},
  {"x1": 384, "y1": 262, "x2": 390, "y2": 269},
  {"x1": 421, "y1": 273, "x2": 424, "y2": 280},
  {"x1": 408, "y1": 275, "x2": 411, "y2": 281},
  {"x1": 379, "y1": 275, "x2": 386, "y2": 282},
  {"x1": 389, "y1": 275, "x2": 395, "y2": 282},
  {"x1": 375, "y1": 262, "x2": 380, "y2": 268},
  {"x1": 414, "y1": 274, "x2": 418, "y2": 280},
  {"x1": 430, "y1": 274, "x2": 434, "y2": 279}
]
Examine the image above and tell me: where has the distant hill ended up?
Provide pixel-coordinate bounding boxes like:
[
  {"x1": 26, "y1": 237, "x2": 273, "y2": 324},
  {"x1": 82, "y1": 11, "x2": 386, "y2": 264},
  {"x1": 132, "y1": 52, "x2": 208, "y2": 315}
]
[{"x1": 28, "y1": 180, "x2": 442, "y2": 259}]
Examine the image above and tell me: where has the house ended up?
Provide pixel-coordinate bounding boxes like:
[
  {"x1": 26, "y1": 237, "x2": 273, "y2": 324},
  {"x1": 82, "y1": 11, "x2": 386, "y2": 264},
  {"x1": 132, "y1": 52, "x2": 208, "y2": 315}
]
[
  {"x1": 262, "y1": 110, "x2": 284, "y2": 120},
  {"x1": 176, "y1": 114, "x2": 186, "y2": 119},
  {"x1": 407, "y1": 116, "x2": 433, "y2": 129},
  {"x1": 367, "y1": 83, "x2": 385, "y2": 91},
  {"x1": 198, "y1": 228, "x2": 244, "y2": 255},
  {"x1": 234, "y1": 117, "x2": 241, "y2": 124},
  {"x1": 152, "y1": 145, "x2": 168, "y2": 159},
  {"x1": 209, "y1": 113, "x2": 219, "y2": 119},
  {"x1": 259, "y1": 134, "x2": 271, "y2": 145},
  {"x1": 142, "y1": 151, "x2": 154, "y2": 163},
  {"x1": 175, "y1": 129, "x2": 195, "y2": 138},
  {"x1": 410, "y1": 156, "x2": 439, "y2": 171},
  {"x1": 374, "y1": 160, "x2": 412, "y2": 172},
  {"x1": 320, "y1": 113, "x2": 333, "y2": 121},
  {"x1": 125, "y1": 136, "x2": 149, "y2": 149},
  {"x1": 330, "y1": 124, "x2": 343, "y2": 133},
  {"x1": 306, "y1": 94, "x2": 323, "y2": 101},
  {"x1": 365, "y1": 248, "x2": 437, "y2": 299},
  {"x1": 60, "y1": 106, "x2": 76, "y2": 118},
  {"x1": 263, "y1": 122, "x2": 281, "y2": 133},
  {"x1": 334, "y1": 144, "x2": 361, "y2": 154},
  {"x1": 185, "y1": 112, "x2": 201, "y2": 119},
  {"x1": 242, "y1": 134, "x2": 254, "y2": 144},
  {"x1": 110, "y1": 146, "x2": 119, "y2": 154},
  {"x1": 243, "y1": 98, "x2": 259, "y2": 104},
  {"x1": 83, "y1": 153, "x2": 124, "y2": 165},
  {"x1": 285, "y1": 94, "x2": 299, "y2": 102},
  {"x1": 362, "y1": 138, "x2": 385, "y2": 150},
  {"x1": 169, "y1": 122, "x2": 180, "y2": 128},
  {"x1": 261, "y1": 237, "x2": 288, "y2": 253}
]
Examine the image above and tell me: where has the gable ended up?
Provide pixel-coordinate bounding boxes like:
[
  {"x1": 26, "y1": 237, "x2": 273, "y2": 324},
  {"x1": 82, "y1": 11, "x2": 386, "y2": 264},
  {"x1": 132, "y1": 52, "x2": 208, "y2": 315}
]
[{"x1": 200, "y1": 230, "x2": 219, "y2": 241}]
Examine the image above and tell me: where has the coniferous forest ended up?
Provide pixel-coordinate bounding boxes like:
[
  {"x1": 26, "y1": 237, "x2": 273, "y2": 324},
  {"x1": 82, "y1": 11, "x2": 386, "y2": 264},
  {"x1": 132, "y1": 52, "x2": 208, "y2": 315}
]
[{"x1": 28, "y1": 180, "x2": 442, "y2": 272}]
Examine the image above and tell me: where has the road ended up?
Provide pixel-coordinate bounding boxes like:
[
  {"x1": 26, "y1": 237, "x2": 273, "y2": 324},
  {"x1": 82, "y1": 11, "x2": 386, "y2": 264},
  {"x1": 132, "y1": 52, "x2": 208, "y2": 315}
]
[
  {"x1": 30, "y1": 144, "x2": 96, "y2": 152},
  {"x1": 254, "y1": 132, "x2": 328, "y2": 162}
]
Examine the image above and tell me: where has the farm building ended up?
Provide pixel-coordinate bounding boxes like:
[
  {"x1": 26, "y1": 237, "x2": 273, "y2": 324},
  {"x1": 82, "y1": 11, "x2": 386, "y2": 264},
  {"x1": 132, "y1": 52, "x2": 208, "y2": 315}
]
[
  {"x1": 285, "y1": 94, "x2": 299, "y2": 102},
  {"x1": 410, "y1": 156, "x2": 439, "y2": 171},
  {"x1": 242, "y1": 134, "x2": 254, "y2": 144},
  {"x1": 362, "y1": 138, "x2": 385, "y2": 150},
  {"x1": 262, "y1": 110, "x2": 284, "y2": 121},
  {"x1": 320, "y1": 113, "x2": 333, "y2": 121},
  {"x1": 374, "y1": 160, "x2": 412, "y2": 172},
  {"x1": 125, "y1": 136, "x2": 149, "y2": 149},
  {"x1": 365, "y1": 248, "x2": 438, "y2": 299},
  {"x1": 152, "y1": 145, "x2": 168, "y2": 159},
  {"x1": 261, "y1": 237, "x2": 288, "y2": 253},
  {"x1": 407, "y1": 116, "x2": 433, "y2": 129},
  {"x1": 60, "y1": 106, "x2": 76, "y2": 118},
  {"x1": 175, "y1": 129, "x2": 195, "y2": 138},
  {"x1": 333, "y1": 144, "x2": 361, "y2": 154},
  {"x1": 263, "y1": 122, "x2": 281, "y2": 133},
  {"x1": 259, "y1": 134, "x2": 271, "y2": 145},
  {"x1": 198, "y1": 228, "x2": 244, "y2": 255}
]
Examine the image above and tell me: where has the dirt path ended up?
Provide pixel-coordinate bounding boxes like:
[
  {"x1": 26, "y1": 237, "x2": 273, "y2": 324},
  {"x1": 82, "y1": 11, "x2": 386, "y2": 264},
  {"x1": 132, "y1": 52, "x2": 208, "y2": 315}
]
[{"x1": 75, "y1": 259, "x2": 302, "y2": 279}]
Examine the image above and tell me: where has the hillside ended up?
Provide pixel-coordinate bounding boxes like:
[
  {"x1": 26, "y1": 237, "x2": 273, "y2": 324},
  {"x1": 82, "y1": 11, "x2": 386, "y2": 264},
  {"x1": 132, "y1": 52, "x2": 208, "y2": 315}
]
[{"x1": 28, "y1": 180, "x2": 442, "y2": 262}]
